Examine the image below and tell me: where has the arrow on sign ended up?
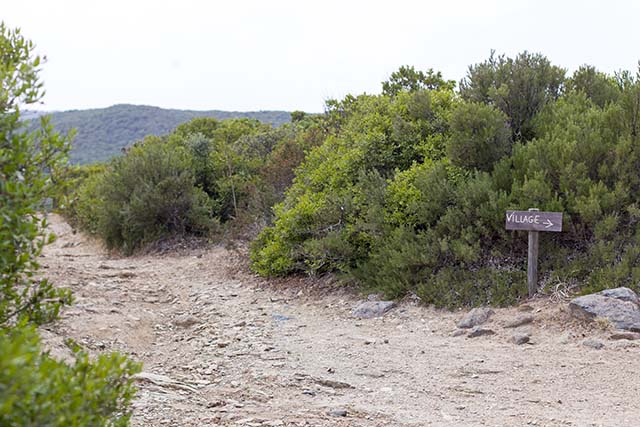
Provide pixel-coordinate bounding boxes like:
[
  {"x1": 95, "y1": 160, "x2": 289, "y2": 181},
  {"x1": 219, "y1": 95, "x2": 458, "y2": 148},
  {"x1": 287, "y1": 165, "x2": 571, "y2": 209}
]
[{"x1": 544, "y1": 219, "x2": 554, "y2": 228}]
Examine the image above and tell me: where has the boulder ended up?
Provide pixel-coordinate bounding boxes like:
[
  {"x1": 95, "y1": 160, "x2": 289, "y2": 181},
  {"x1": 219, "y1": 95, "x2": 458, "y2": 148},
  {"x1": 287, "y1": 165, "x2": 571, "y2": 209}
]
[
  {"x1": 569, "y1": 287, "x2": 640, "y2": 332},
  {"x1": 352, "y1": 301, "x2": 395, "y2": 319},
  {"x1": 457, "y1": 307, "x2": 494, "y2": 329},
  {"x1": 598, "y1": 287, "x2": 639, "y2": 305}
]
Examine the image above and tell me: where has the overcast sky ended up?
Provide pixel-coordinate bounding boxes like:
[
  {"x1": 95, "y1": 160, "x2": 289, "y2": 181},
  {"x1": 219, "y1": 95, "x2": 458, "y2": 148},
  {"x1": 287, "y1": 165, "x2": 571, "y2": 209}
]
[{"x1": 4, "y1": 0, "x2": 640, "y2": 113}]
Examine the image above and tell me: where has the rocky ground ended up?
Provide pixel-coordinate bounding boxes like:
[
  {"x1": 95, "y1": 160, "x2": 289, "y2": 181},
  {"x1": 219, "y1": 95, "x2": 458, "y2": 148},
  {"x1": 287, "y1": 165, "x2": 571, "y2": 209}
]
[{"x1": 39, "y1": 214, "x2": 640, "y2": 426}]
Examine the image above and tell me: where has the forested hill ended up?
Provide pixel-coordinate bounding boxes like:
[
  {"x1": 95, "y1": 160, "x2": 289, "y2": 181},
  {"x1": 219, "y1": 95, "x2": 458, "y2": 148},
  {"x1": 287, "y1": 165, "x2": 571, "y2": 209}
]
[{"x1": 26, "y1": 104, "x2": 291, "y2": 164}]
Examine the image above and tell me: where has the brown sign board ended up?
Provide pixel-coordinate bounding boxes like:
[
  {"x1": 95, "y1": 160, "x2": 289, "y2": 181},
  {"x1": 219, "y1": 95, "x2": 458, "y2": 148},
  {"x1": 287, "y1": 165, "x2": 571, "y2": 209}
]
[{"x1": 505, "y1": 210, "x2": 562, "y2": 232}]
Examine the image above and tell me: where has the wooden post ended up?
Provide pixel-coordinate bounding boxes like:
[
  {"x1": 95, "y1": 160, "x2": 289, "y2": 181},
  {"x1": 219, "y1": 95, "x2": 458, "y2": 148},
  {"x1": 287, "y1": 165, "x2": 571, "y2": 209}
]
[
  {"x1": 527, "y1": 208, "x2": 539, "y2": 297},
  {"x1": 505, "y1": 208, "x2": 562, "y2": 297}
]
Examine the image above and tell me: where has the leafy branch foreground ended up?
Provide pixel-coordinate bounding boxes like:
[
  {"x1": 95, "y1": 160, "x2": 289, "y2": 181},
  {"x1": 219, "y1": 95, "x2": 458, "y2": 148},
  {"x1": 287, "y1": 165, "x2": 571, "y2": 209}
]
[
  {"x1": 0, "y1": 325, "x2": 140, "y2": 427},
  {"x1": 0, "y1": 23, "x2": 140, "y2": 427}
]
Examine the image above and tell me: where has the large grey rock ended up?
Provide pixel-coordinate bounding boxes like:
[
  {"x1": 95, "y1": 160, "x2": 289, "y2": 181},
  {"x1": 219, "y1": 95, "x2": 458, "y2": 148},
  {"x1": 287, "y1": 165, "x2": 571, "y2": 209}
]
[
  {"x1": 352, "y1": 301, "x2": 395, "y2": 319},
  {"x1": 598, "y1": 287, "x2": 639, "y2": 305},
  {"x1": 569, "y1": 287, "x2": 640, "y2": 331},
  {"x1": 457, "y1": 307, "x2": 494, "y2": 329}
]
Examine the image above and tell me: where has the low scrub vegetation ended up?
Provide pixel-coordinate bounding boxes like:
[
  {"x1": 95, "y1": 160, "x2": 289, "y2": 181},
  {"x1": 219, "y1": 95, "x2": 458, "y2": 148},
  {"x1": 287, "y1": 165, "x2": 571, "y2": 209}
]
[
  {"x1": 63, "y1": 113, "x2": 325, "y2": 253},
  {"x1": 62, "y1": 51, "x2": 640, "y2": 309},
  {"x1": 251, "y1": 55, "x2": 640, "y2": 307}
]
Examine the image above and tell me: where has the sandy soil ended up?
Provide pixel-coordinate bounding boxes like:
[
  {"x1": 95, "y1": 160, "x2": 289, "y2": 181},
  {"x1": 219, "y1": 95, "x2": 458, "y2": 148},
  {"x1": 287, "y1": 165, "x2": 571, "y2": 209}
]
[{"x1": 39, "y1": 214, "x2": 640, "y2": 426}]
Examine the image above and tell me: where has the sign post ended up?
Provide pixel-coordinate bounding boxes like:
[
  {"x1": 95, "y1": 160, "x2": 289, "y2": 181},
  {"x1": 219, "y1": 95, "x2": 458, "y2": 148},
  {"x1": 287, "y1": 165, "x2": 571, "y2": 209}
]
[
  {"x1": 505, "y1": 208, "x2": 562, "y2": 297},
  {"x1": 527, "y1": 209, "x2": 540, "y2": 298}
]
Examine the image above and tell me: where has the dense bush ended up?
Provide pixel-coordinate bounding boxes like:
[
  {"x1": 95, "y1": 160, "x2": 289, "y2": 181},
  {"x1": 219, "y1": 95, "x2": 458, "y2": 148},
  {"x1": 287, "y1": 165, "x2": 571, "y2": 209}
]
[
  {"x1": 93, "y1": 138, "x2": 215, "y2": 254},
  {"x1": 459, "y1": 51, "x2": 565, "y2": 141},
  {"x1": 446, "y1": 102, "x2": 511, "y2": 171},
  {"x1": 250, "y1": 87, "x2": 456, "y2": 277},
  {"x1": 54, "y1": 163, "x2": 107, "y2": 233},
  {"x1": 251, "y1": 57, "x2": 640, "y2": 308},
  {"x1": 60, "y1": 51, "x2": 640, "y2": 309},
  {"x1": 567, "y1": 65, "x2": 621, "y2": 108},
  {"x1": 68, "y1": 113, "x2": 324, "y2": 251}
]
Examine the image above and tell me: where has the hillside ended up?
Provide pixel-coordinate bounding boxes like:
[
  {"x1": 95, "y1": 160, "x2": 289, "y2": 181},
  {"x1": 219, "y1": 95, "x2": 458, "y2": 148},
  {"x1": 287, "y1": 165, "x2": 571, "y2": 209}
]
[{"x1": 27, "y1": 104, "x2": 291, "y2": 164}]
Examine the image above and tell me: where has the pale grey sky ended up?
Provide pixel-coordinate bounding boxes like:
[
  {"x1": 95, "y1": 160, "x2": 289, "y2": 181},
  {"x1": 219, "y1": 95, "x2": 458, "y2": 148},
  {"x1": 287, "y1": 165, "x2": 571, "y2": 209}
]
[{"x1": 4, "y1": 0, "x2": 640, "y2": 112}]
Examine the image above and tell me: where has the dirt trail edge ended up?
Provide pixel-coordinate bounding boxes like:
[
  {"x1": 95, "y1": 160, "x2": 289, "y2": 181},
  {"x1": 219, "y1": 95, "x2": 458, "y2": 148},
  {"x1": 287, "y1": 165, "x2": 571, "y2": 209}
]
[{"x1": 40, "y1": 214, "x2": 640, "y2": 427}]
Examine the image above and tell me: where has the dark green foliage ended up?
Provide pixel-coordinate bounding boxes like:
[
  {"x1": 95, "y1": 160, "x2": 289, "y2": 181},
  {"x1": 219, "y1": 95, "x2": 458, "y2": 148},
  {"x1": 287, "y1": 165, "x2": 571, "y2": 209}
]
[
  {"x1": 382, "y1": 65, "x2": 456, "y2": 96},
  {"x1": 460, "y1": 51, "x2": 565, "y2": 141},
  {"x1": 26, "y1": 104, "x2": 292, "y2": 164},
  {"x1": 92, "y1": 138, "x2": 215, "y2": 254},
  {"x1": 0, "y1": 23, "x2": 73, "y2": 325},
  {"x1": 567, "y1": 65, "x2": 621, "y2": 108},
  {"x1": 446, "y1": 102, "x2": 511, "y2": 171},
  {"x1": 617, "y1": 68, "x2": 640, "y2": 140},
  {"x1": 417, "y1": 268, "x2": 527, "y2": 309},
  {"x1": 0, "y1": 323, "x2": 140, "y2": 427},
  {"x1": 53, "y1": 163, "x2": 107, "y2": 227},
  {"x1": 1, "y1": 23, "x2": 139, "y2": 427},
  {"x1": 290, "y1": 111, "x2": 307, "y2": 122}
]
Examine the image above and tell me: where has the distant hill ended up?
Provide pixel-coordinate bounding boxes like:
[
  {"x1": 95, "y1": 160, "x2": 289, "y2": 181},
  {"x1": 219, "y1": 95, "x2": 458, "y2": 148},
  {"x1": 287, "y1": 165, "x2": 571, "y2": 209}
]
[
  {"x1": 26, "y1": 104, "x2": 291, "y2": 164},
  {"x1": 22, "y1": 110, "x2": 51, "y2": 121}
]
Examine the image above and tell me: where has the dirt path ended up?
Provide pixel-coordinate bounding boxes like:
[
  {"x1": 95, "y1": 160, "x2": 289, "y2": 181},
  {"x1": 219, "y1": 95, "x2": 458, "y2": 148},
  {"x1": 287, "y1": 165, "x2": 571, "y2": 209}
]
[{"x1": 40, "y1": 214, "x2": 640, "y2": 426}]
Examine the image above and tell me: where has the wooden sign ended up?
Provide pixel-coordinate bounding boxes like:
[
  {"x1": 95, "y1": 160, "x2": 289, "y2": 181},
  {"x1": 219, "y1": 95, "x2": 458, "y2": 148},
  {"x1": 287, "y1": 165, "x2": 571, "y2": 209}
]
[
  {"x1": 505, "y1": 208, "x2": 563, "y2": 298},
  {"x1": 505, "y1": 210, "x2": 562, "y2": 232}
]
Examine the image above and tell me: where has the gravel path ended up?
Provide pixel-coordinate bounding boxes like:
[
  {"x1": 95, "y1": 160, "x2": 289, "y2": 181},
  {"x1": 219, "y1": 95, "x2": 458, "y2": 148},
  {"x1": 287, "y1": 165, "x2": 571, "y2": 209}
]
[{"x1": 40, "y1": 214, "x2": 640, "y2": 426}]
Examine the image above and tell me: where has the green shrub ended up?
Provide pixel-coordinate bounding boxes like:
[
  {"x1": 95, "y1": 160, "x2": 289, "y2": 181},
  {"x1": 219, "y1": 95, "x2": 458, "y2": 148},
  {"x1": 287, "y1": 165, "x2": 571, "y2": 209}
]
[
  {"x1": 446, "y1": 102, "x2": 511, "y2": 171},
  {"x1": 93, "y1": 138, "x2": 215, "y2": 254},
  {"x1": 54, "y1": 163, "x2": 107, "y2": 231},
  {"x1": 567, "y1": 65, "x2": 621, "y2": 108},
  {"x1": 460, "y1": 51, "x2": 565, "y2": 141},
  {"x1": 1, "y1": 23, "x2": 140, "y2": 427},
  {"x1": 251, "y1": 61, "x2": 640, "y2": 308},
  {"x1": 417, "y1": 267, "x2": 527, "y2": 309},
  {"x1": 0, "y1": 23, "x2": 73, "y2": 325},
  {"x1": 251, "y1": 83, "x2": 456, "y2": 277},
  {"x1": 0, "y1": 323, "x2": 140, "y2": 427},
  {"x1": 382, "y1": 65, "x2": 455, "y2": 96},
  {"x1": 67, "y1": 113, "x2": 322, "y2": 251}
]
